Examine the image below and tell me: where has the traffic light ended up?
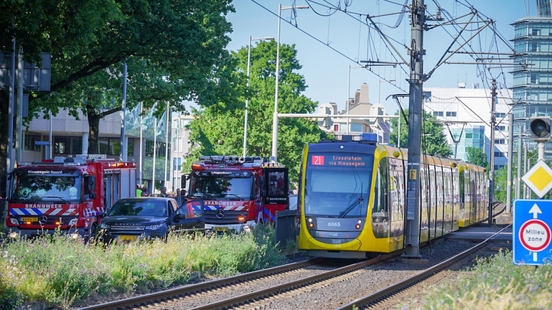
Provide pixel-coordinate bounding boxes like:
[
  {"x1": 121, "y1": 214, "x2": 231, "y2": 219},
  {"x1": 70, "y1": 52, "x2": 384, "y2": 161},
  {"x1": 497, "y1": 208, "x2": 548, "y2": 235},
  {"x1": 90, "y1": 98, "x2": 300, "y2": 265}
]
[{"x1": 529, "y1": 117, "x2": 551, "y2": 142}]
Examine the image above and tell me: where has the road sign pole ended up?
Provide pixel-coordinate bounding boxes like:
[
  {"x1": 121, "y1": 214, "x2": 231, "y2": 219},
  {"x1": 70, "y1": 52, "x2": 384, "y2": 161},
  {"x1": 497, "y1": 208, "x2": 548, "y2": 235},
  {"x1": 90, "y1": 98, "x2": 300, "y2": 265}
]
[{"x1": 538, "y1": 141, "x2": 545, "y2": 161}]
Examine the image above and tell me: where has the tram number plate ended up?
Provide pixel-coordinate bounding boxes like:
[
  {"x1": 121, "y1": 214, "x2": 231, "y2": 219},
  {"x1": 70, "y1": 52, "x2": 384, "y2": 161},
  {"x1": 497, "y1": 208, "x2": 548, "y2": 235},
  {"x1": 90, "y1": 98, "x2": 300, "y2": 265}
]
[{"x1": 22, "y1": 217, "x2": 38, "y2": 222}]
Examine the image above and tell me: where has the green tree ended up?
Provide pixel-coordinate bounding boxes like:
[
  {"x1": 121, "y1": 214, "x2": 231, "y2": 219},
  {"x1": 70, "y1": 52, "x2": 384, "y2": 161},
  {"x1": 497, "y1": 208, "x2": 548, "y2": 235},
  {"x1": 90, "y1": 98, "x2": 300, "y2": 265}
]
[
  {"x1": 0, "y1": 0, "x2": 235, "y2": 176},
  {"x1": 184, "y1": 41, "x2": 330, "y2": 187},
  {"x1": 493, "y1": 149, "x2": 543, "y2": 203},
  {"x1": 389, "y1": 109, "x2": 453, "y2": 157},
  {"x1": 466, "y1": 146, "x2": 489, "y2": 168}
]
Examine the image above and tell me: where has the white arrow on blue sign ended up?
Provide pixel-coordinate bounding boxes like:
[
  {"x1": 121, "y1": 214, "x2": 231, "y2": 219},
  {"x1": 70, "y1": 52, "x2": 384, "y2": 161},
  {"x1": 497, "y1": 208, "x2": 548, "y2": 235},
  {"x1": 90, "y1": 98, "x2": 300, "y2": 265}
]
[{"x1": 513, "y1": 199, "x2": 552, "y2": 265}]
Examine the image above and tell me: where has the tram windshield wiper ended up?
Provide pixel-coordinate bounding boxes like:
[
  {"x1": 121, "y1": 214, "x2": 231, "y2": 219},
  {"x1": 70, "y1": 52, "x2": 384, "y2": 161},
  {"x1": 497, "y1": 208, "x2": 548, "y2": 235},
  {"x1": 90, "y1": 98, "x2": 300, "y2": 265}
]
[{"x1": 339, "y1": 196, "x2": 363, "y2": 218}]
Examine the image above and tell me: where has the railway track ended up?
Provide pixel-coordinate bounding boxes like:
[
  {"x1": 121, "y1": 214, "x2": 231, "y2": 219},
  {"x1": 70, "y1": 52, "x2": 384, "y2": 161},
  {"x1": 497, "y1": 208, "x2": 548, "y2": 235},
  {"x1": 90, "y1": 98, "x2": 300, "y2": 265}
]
[
  {"x1": 78, "y1": 253, "x2": 401, "y2": 310},
  {"x1": 79, "y1": 211, "x2": 510, "y2": 310},
  {"x1": 337, "y1": 225, "x2": 511, "y2": 310}
]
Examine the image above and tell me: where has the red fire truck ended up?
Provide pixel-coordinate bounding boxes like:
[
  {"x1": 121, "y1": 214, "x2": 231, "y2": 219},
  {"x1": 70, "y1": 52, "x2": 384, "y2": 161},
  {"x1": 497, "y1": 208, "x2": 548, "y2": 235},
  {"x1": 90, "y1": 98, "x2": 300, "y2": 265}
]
[
  {"x1": 183, "y1": 155, "x2": 289, "y2": 233},
  {"x1": 5, "y1": 155, "x2": 136, "y2": 240}
]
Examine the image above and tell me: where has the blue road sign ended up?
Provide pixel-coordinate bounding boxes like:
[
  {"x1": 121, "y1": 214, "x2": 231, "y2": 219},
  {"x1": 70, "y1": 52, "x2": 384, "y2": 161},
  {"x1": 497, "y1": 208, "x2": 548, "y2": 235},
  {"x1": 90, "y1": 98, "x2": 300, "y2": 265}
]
[
  {"x1": 34, "y1": 141, "x2": 49, "y2": 146},
  {"x1": 513, "y1": 199, "x2": 552, "y2": 265}
]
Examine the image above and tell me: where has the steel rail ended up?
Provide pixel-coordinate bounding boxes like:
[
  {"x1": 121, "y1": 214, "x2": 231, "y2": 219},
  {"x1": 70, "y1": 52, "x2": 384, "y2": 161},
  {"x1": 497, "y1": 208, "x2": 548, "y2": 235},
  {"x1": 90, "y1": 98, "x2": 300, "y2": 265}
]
[
  {"x1": 336, "y1": 225, "x2": 511, "y2": 310},
  {"x1": 79, "y1": 257, "x2": 325, "y2": 310}
]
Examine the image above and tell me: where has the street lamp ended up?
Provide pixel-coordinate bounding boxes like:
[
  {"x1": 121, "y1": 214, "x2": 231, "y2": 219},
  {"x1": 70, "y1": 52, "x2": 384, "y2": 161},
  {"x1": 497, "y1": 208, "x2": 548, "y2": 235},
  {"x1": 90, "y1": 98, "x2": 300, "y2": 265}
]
[
  {"x1": 272, "y1": 4, "x2": 309, "y2": 160},
  {"x1": 243, "y1": 36, "x2": 274, "y2": 158}
]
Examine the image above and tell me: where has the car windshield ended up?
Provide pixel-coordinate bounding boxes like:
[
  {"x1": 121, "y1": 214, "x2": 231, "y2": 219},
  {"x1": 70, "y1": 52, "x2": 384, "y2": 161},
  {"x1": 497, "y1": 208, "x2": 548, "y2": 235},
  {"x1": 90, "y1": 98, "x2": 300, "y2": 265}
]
[
  {"x1": 108, "y1": 199, "x2": 167, "y2": 217},
  {"x1": 190, "y1": 175, "x2": 253, "y2": 199}
]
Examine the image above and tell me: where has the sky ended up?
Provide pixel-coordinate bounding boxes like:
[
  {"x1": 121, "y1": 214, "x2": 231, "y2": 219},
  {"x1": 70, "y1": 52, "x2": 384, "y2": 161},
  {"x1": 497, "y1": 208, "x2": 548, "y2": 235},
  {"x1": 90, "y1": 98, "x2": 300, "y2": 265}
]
[{"x1": 226, "y1": 0, "x2": 534, "y2": 114}]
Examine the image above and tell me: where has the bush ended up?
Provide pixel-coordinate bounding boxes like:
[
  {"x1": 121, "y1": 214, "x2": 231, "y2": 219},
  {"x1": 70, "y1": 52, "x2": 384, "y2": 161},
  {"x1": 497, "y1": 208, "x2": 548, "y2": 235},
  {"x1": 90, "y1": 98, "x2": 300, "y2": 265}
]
[{"x1": 0, "y1": 224, "x2": 288, "y2": 308}]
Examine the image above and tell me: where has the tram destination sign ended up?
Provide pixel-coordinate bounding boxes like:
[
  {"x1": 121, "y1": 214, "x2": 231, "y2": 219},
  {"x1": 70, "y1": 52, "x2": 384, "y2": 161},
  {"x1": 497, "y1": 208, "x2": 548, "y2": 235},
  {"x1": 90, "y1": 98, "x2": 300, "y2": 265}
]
[{"x1": 310, "y1": 154, "x2": 371, "y2": 167}]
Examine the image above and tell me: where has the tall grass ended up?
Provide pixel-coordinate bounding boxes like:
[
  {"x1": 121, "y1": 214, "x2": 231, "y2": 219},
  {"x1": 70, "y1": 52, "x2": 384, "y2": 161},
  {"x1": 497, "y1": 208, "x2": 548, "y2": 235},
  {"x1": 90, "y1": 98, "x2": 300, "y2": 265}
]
[
  {"x1": 0, "y1": 224, "x2": 287, "y2": 309},
  {"x1": 410, "y1": 249, "x2": 552, "y2": 309}
]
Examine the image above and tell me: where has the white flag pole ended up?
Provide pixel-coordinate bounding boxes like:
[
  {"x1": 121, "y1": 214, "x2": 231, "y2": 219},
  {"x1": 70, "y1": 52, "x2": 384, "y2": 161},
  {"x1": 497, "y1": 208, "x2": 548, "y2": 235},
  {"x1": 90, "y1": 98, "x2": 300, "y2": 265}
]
[{"x1": 152, "y1": 116, "x2": 157, "y2": 195}]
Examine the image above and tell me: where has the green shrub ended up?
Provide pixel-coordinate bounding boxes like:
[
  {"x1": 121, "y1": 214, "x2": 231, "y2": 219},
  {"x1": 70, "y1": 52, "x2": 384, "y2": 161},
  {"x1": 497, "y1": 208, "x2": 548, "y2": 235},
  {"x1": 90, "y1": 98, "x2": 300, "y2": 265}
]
[{"x1": 0, "y1": 224, "x2": 288, "y2": 308}]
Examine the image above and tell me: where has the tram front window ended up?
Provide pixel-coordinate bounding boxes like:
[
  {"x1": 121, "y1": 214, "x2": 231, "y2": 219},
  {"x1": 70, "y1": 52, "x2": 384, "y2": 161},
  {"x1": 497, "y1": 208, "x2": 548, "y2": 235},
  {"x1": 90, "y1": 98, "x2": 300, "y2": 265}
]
[{"x1": 304, "y1": 153, "x2": 373, "y2": 217}]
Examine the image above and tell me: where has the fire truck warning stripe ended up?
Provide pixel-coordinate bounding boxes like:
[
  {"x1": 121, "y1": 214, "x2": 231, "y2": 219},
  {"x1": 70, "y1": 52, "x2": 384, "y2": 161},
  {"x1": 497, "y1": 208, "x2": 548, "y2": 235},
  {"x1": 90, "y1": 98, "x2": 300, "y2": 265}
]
[
  {"x1": 263, "y1": 207, "x2": 276, "y2": 222},
  {"x1": 204, "y1": 206, "x2": 247, "y2": 211},
  {"x1": 9, "y1": 208, "x2": 76, "y2": 216}
]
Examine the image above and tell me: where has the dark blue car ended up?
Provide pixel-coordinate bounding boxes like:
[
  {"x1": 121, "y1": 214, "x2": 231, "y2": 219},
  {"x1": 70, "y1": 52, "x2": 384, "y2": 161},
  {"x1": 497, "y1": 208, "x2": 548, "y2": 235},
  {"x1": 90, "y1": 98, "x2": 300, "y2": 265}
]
[{"x1": 99, "y1": 197, "x2": 204, "y2": 243}]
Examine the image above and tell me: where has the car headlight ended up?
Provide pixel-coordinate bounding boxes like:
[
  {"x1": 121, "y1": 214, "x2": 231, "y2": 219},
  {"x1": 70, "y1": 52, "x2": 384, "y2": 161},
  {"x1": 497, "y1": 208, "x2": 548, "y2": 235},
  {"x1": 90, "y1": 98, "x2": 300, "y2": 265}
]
[
  {"x1": 9, "y1": 218, "x2": 19, "y2": 225},
  {"x1": 145, "y1": 224, "x2": 164, "y2": 230},
  {"x1": 100, "y1": 222, "x2": 110, "y2": 229}
]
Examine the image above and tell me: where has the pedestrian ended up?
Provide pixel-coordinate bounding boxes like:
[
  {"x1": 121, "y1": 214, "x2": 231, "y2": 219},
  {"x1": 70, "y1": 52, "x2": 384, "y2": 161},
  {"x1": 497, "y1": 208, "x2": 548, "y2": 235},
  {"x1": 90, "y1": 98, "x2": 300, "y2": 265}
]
[
  {"x1": 159, "y1": 186, "x2": 168, "y2": 197},
  {"x1": 136, "y1": 184, "x2": 142, "y2": 197},
  {"x1": 175, "y1": 188, "x2": 182, "y2": 206}
]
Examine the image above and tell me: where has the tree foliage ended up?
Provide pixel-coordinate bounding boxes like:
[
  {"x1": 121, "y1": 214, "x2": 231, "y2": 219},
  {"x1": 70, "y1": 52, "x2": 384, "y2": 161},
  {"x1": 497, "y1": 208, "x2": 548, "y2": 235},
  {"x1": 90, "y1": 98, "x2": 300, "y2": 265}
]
[
  {"x1": 465, "y1": 146, "x2": 489, "y2": 169},
  {"x1": 389, "y1": 109, "x2": 453, "y2": 157},
  {"x1": 184, "y1": 41, "x2": 330, "y2": 187},
  {"x1": 0, "y1": 0, "x2": 235, "y2": 175},
  {"x1": 493, "y1": 149, "x2": 541, "y2": 203}
]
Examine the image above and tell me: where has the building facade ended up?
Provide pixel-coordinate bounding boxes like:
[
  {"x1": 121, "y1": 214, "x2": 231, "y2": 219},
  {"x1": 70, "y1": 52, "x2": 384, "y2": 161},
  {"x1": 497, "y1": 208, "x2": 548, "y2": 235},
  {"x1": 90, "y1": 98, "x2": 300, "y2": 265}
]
[
  {"x1": 20, "y1": 107, "x2": 191, "y2": 194},
  {"x1": 318, "y1": 83, "x2": 391, "y2": 143},
  {"x1": 422, "y1": 85, "x2": 511, "y2": 170},
  {"x1": 511, "y1": 14, "x2": 552, "y2": 159}
]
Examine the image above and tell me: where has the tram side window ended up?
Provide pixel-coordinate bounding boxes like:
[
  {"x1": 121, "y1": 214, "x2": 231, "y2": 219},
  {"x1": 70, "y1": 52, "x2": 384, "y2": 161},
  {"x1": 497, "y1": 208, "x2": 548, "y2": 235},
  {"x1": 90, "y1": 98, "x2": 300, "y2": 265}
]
[{"x1": 373, "y1": 158, "x2": 389, "y2": 214}]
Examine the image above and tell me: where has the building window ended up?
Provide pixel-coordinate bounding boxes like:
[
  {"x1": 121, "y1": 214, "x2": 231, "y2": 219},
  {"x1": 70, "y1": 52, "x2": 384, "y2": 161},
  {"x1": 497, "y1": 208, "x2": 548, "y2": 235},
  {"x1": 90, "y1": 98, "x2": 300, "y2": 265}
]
[
  {"x1": 144, "y1": 140, "x2": 167, "y2": 158},
  {"x1": 465, "y1": 133, "x2": 473, "y2": 138},
  {"x1": 495, "y1": 126, "x2": 506, "y2": 131},
  {"x1": 334, "y1": 124, "x2": 339, "y2": 132},
  {"x1": 98, "y1": 137, "x2": 122, "y2": 156},
  {"x1": 494, "y1": 139, "x2": 505, "y2": 144},
  {"x1": 24, "y1": 133, "x2": 41, "y2": 151},
  {"x1": 423, "y1": 91, "x2": 432, "y2": 101},
  {"x1": 145, "y1": 139, "x2": 154, "y2": 157},
  {"x1": 494, "y1": 151, "x2": 504, "y2": 157},
  {"x1": 433, "y1": 111, "x2": 443, "y2": 117},
  {"x1": 445, "y1": 111, "x2": 457, "y2": 117},
  {"x1": 351, "y1": 123, "x2": 362, "y2": 132},
  {"x1": 53, "y1": 136, "x2": 83, "y2": 155},
  {"x1": 531, "y1": 73, "x2": 537, "y2": 84}
]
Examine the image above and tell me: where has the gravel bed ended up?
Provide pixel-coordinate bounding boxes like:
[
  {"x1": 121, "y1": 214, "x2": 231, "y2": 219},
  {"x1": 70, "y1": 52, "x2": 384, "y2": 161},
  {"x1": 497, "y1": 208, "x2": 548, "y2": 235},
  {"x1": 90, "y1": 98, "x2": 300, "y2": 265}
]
[
  {"x1": 70, "y1": 235, "x2": 509, "y2": 310},
  {"x1": 150, "y1": 239, "x2": 483, "y2": 310}
]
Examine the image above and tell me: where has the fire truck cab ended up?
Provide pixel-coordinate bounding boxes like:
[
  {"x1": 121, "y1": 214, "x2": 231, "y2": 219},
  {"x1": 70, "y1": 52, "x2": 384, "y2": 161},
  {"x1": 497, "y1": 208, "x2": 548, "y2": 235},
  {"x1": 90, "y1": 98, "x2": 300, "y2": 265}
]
[
  {"x1": 183, "y1": 155, "x2": 289, "y2": 233},
  {"x1": 5, "y1": 154, "x2": 136, "y2": 241}
]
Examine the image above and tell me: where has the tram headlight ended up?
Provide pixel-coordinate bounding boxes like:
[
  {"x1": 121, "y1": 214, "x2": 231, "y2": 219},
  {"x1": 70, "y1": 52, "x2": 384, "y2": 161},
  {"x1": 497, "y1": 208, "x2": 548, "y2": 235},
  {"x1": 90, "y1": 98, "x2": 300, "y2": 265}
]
[
  {"x1": 355, "y1": 219, "x2": 362, "y2": 230},
  {"x1": 307, "y1": 217, "x2": 314, "y2": 229}
]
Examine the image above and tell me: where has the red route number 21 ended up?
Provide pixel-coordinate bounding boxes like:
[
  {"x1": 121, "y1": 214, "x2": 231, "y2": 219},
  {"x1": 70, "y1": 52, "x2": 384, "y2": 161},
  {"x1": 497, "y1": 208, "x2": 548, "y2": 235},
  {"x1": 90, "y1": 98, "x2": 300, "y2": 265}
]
[{"x1": 312, "y1": 155, "x2": 324, "y2": 165}]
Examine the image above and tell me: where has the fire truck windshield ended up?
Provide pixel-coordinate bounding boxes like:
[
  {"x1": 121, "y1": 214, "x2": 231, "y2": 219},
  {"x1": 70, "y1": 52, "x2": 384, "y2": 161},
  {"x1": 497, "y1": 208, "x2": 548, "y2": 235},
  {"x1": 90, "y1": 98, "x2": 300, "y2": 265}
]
[
  {"x1": 10, "y1": 171, "x2": 82, "y2": 202},
  {"x1": 190, "y1": 175, "x2": 253, "y2": 200}
]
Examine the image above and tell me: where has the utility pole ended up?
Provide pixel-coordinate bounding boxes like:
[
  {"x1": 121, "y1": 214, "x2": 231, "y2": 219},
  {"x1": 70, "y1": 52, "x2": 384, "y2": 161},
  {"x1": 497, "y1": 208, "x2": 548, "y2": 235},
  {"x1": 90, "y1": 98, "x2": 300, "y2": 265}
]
[
  {"x1": 516, "y1": 124, "x2": 522, "y2": 199},
  {"x1": 404, "y1": 0, "x2": 425, "y2": 258},
  {"x1": 488, "y1": 80, "x2": 497, "y2": 225},
  {"x1": 506, "y1": 112, "x2": 513, "y2": 213}
]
